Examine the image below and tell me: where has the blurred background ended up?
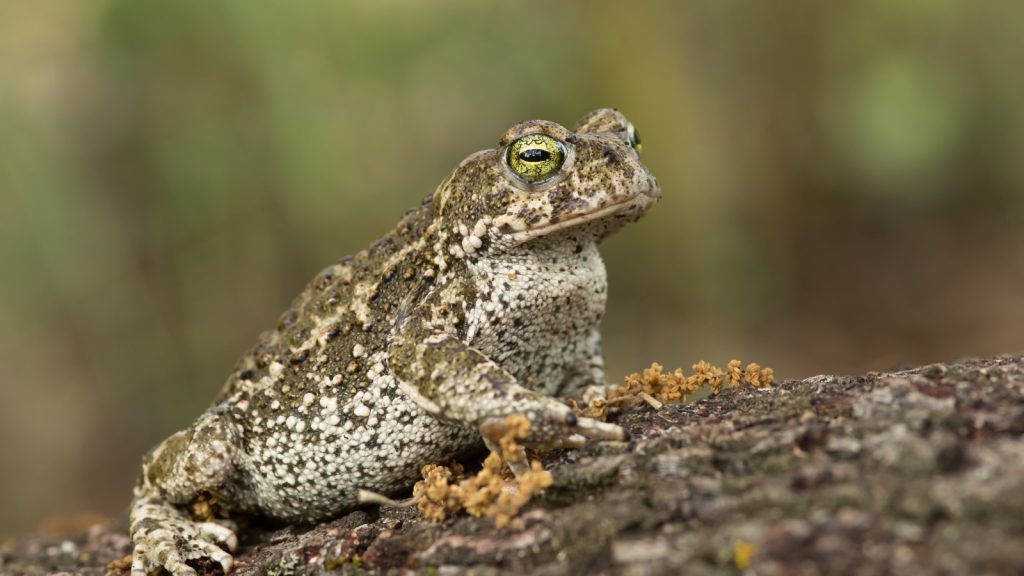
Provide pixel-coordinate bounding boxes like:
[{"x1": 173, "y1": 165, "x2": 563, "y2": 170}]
[{"x1": 2, "y1": 0, "x2": 1023, "y2": 537}]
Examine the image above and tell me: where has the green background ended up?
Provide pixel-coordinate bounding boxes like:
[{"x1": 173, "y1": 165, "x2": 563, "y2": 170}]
[{"x1": 2, "y1": 0, "x2": 1022, "y2": 536}]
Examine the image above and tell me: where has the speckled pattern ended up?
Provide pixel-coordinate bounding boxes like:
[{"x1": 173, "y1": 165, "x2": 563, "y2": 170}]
[{"x1": 128, "y1": 109, "x2": 660, "y2": 575}]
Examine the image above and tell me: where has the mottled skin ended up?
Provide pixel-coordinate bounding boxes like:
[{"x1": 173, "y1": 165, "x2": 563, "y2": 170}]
[{"x1": 129, "y1": 109, "x2": 660, "y2": 575}]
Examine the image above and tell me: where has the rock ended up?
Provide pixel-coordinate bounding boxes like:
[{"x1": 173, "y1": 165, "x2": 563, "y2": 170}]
[{"x1": 3, "y1": 355, "x2": 1023, "y2": 575}]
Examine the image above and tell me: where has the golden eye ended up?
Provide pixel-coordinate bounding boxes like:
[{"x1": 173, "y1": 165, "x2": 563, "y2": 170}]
[{"x1": 506, "y1": 134, "x2": 565, "y2": 182}]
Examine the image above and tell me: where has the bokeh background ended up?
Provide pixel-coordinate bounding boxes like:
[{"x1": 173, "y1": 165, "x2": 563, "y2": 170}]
[{"x1": 2, "y1": 0, "x2": 1023, "y2": 537}]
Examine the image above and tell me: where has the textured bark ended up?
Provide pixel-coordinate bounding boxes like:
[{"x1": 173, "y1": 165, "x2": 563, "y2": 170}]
[{"x1": 4, "y1": 355, "x2": 1024, "y2": 575}]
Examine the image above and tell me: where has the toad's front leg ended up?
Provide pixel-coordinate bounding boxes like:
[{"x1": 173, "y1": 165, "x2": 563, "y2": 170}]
[{"x1": 389, "y1": 318, "x2": 625, "y2": 475}]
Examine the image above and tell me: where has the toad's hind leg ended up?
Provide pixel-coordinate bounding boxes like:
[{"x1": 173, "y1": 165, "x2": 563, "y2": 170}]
[{"x1": 130, "y1": 408, "x2": 241, "y2": 576}]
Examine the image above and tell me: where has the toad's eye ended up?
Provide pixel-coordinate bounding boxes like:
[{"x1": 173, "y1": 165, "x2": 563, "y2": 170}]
[{"x1": 506, "y1": 134, "x2": 565, "y2": 182}]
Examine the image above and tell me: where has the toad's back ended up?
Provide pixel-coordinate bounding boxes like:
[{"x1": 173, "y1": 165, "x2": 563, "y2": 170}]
[{"x1": 212, "y1": 200, "x2": 482, "y2": 519}]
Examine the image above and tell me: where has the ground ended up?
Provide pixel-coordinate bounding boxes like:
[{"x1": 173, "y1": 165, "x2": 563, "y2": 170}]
[{"x1": 3, "y1": 354, "x2": 1024, "y2": 575}]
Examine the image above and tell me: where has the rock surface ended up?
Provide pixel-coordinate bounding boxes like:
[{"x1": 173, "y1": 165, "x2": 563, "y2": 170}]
[{"x1": 4, "y1": 355, "x2": 1024, "y2": 575}]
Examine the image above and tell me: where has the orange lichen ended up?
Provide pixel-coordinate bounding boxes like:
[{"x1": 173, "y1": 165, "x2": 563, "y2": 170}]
[
  {"x1": 579, "y1": 359, "x2": 776, "y2": 419},
  {"x1": 413, "y1": 415, "x2": 552, "y2": 526},
  {"x1": 745, "y1": 363, "x2": 774, "y2": 388},
  {"x1": 459, "y1": 452, "x2": 508, "y2": 518},
  {"x1": 188, "y1": 493, "x2": 226, "y2": 522},
  {"x1": 412, "y1": 463, "x2": 464, "y2": 522},
  {"x1": 727, "y1": 359, "x2": 744, "y2": 389},
  {"x1": 493, "y1": 460, "x2": 552, "y2": 528},
  {"x1": 690, "y1": 360, "x2": 726, "y2": 394},
  {"x1": 497, "y1": 414, "x2": 531, "y2": 464}
]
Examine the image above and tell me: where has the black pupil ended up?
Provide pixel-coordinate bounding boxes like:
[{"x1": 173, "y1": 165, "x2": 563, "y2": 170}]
[{"x1": 519, "y1": 148, "x2": 551, "y2": 162}]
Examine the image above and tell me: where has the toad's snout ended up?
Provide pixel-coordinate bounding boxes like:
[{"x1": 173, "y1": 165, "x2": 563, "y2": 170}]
[{"x1": 640, "y1": 172, "x2": 661, "y2": 200}]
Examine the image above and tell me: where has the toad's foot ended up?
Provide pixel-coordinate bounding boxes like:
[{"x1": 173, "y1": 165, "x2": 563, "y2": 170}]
[
  {"x1": 480, "y1": 407, "x2": 626, "y2": 449},
  {"x1": 130, "y1": 496, "x2": 237, "y2": 576},
  {"x1": 481, "y1": 408, "x2": 626, "y2": 476}
]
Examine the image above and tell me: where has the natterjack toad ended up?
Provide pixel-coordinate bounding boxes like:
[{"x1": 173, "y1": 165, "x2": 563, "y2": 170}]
[{"x1": 129, "y1": 109, "x2": 660, "y2": 575}]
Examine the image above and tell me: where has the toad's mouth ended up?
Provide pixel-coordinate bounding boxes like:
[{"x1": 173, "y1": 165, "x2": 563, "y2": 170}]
[{"x1": 506, "y1": 190, "x2": 658, "y2": 245}]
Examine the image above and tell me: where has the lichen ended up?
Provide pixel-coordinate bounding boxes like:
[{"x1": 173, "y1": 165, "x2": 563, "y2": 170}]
[
  {"x1": 413, "y1": 415, "x2": 552, "y2": 527},
  {"x1": 579, "y1": 360, "x2": 775, "y2": 419},
  {"x1": 412, "y1": 463, "x2": 464, "y2": 523},
  {"x1": 266, "y1": 552, "x2": 300, "y2": 576}
]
